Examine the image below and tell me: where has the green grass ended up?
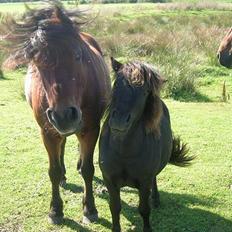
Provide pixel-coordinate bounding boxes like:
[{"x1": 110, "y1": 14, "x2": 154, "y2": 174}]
[
  {"x1": 1, "y1": 69, "x2": 232, "y2": 232},
  {"x1": 1, "y1": 2, "x2": 232, "y2": 232}
]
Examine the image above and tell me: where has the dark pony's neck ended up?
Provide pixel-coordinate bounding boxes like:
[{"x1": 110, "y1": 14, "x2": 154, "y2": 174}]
[{"x1": 143, "y1": 93, "x2": 163, "y2": 136}]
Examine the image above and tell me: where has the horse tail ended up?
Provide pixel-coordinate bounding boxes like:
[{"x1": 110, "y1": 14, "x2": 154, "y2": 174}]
[{"x1": 169, "y1": 136, "x2": 195, "y2": 167}]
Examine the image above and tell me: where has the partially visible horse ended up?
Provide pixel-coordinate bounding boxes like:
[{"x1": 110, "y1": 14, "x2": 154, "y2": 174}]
[
  {"x1": 99, "y1": 58, "x2": 194, "y2": 232},
  {"x1": 217, "y1": 27, "x2": 232, "y2": 68},
  {"x1": 0, "y1": 4, "x2": 110, "y2": 224}
]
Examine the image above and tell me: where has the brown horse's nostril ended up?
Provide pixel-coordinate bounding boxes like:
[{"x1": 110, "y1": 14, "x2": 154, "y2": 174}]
[
  {"x1": 66, "y1": 107, "x2": 78, "y2": 121},
  {"x1": 217, "y1": 53, "x2": 220, "y2": 59},
  {"x1": 46, "y1": 108, "x2": 55, "y2": 124}
]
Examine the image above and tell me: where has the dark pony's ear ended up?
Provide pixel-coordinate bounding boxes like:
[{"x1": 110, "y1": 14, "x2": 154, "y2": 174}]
[
  {"x1": 111, "y1": 57, "x2": 123, "y2": 72},
  {"x1": 149, "y1": 69, "x2": 166, "y2": 93}
]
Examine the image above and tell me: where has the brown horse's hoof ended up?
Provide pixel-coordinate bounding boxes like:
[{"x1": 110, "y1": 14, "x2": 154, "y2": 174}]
[
  {"x1": 82, "y1": 213, "x2": 98, "y2": 224},
  {"x1": 48, "y1": 215, "x2": 63, "y2": 225}
]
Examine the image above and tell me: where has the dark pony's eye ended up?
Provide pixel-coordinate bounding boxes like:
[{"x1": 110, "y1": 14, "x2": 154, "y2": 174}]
[
  {"x1": 114, "y1": 80, "x2": 119, "y2": 88},
  {"x1": 75, "y1": 53, "x2": 81, "y2": 61},
  {"x1": 74, "y1": 47, "x2": 82, "y2": 61},
  {"x1": 144, "y1": 89, "x2": 150, "y2": 96}
]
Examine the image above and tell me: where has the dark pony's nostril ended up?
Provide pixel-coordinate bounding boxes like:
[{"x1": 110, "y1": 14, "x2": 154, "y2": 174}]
[
  {"x1": 126, "y1": 114, "x2": 131, "y2": 123},
  {"x1": 217, "y1": 53, "x2": 220, "y2": 59},
  {"x1": 112, "y1": 110, "x2": 117, "y2": 118}
]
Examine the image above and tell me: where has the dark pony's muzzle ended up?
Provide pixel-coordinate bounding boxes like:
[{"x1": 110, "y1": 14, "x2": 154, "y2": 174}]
[
  {"x1": 109, "y1": 110, "x2": 132, "y2": 135},
  {"x1": 46, "y1": 106, "x2": 82, "y2": 136}
]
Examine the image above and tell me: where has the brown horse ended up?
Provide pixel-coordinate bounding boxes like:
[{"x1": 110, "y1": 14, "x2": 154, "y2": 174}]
[
  {"x1": 1, "y1": 4, "x2": 110, "y2": 224},
  {"x1": 217, "y1": 27, "x2": 232, "y2": 68}
]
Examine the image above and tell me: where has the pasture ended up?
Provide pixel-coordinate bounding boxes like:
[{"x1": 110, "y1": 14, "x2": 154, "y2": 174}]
[{"x1": 0, "y1": 2, "x2": 232, "y2": 232}]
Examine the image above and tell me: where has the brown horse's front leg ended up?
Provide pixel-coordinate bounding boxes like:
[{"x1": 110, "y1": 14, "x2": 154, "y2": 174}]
[
  {"x1": 60, "y1": 138, "x2": 67, "y2": 187},
  {"x1": 41, "y1": 130, "x2": 64, "y2": 224},
  {"x1": 77, "y1": 126, "x2": 99, "y2": 223}
]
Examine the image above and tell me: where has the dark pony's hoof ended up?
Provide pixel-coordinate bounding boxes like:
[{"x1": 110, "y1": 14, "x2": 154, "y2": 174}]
[
  {"x1": 48, "y1": 215, "x2": 63, "y2": 225},
  {"x1": 82, "y1": 213, "x2": 98, "y2": 224},
  {"x1": 60, "y1": 179, "x2": 67, "y2": 188},
  {"x1": 152, "y1": 199, "x2": 160, "y2": 209},
  {"x1": 144, "y1": 228, "x2": 152, "y2": 232}
]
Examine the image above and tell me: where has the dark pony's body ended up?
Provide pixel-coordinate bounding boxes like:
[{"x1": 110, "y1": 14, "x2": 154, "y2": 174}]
[
  {"x1": 218, "y1": 27, "x2": 232, "y2": 68},
  {"x1": 99, "y1": 59, "x2": 192, "y2": 232},
  {"x1": 1, "y1": 4, "x2": 110, "y2": 224}
]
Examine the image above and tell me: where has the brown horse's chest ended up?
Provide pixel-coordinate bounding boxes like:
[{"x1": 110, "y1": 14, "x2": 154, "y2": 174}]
[{"x1": 24, "y1": 67, "x2": 33, "y2": 107}]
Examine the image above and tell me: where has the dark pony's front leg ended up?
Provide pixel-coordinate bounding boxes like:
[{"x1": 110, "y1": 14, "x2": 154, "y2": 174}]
[
  {"x1": 77, "y1": 126, "x2": 99, "y2": 223},
  {"x1": 104, "y1": 180, "x2": 121, "y2": 232},
  {"x1": 151, "y1": 176, "x2": 160, "y2": 208},
  {"x1": 139, "y1": 185, "x2": 152, "y2": 232},
  {"x1": 41, "y1": 130, "x2": 64, "y2": 224}
]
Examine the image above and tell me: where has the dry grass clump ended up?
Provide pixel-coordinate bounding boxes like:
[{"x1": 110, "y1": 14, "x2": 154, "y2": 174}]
[
  {"x1": 88, "y1": 12, "x2": 232, "y2": 98},
  {"x1": 1, "y1": 3, "x2": 232, "y2": 97},
  {"x1": 156, "y1": 1, "x2": 232, "y2": 11}
]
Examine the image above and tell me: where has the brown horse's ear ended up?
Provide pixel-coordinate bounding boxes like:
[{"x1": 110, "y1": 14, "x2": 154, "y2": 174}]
[
  {"x1": 111, "y1": 57, "x2": 123, "y2": 72},
  {"x1": 54, "y1": 6, "x2": 72, "y2": 25},
  {"x1": 162, "y1": 79, "x2": 168, "y2": 84}
]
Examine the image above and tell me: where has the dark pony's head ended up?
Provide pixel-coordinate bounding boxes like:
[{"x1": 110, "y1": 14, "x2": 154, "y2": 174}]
[
  {"x1": 218, "y1": 27, "x2": 232, "y2": 68},
  {"x1": 108, "y1": 57, "x2": 165, "y2": 136},
  {"x1": 1, "y1": 3, "x2": 89, "y2": 136}
]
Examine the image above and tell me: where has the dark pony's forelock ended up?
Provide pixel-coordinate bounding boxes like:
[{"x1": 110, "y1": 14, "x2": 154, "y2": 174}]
[
  {"x1": 107, "y1": 61, "x2": 165, "y2": 135},
  {"x1": 0, "y1": 1, "x2": 88, "y2": 67}
]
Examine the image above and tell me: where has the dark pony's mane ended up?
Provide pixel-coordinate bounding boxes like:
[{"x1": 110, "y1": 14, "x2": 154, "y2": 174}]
[
  {"x1": 0, "y1": 1, "x2": 87, "y2": 68},
  {"x1": 109, "y1": 61, "x2": 165, "y2": 135}
]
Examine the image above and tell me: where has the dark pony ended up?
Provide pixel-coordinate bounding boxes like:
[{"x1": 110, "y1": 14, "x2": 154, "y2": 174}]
[
  {"x1": 0, "y1": 2, "x2": 110, "y2": 224},
  {"x1": 217, "y1": 27, "x2": 232, "y2": 68},
  {"x1": 99, "y1": 58, "x2": 194, "y2": 232}
]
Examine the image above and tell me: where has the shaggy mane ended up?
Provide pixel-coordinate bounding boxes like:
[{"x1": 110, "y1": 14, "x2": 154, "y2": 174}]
[{"x1": 0, "y1": 0, "x2": 88, "y2": 68}]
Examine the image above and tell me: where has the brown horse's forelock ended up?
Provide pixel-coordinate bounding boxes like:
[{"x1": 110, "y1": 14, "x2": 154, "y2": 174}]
[
  {"x1": 0, "y1": 4, "x2": 87, "y2": 67},
  {"x1": 107, "y1": 61, "x2": 164, "y2": 135}
]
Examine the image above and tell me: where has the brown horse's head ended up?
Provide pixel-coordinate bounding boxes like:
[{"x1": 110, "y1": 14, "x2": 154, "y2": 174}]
[
  {"x1": 217, "y1": 28, "x2": 232, "y2": 69},
  {"x1": 108, "y1": 58, "x2": 165, "y2": 136},
  {"x1": 1, "y1": 5, "x2": 88, "y2": 136}
]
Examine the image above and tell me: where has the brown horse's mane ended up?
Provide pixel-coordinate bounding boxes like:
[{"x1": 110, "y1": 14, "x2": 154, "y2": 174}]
[
  {"x1": 0, "y1": 1, "x2": 88, "y2": 68},
  {"x1": 109, "y1": 61, "x2": 165, "y2": 135}
]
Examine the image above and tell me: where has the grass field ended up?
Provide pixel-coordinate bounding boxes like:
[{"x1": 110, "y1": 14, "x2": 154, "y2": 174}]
[{"x1": 1, "y1": 1, "x2": 232, "y2": 232}]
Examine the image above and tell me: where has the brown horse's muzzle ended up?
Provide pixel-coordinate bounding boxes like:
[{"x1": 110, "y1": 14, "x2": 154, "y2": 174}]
[{"x1": 46, "y1": 106, "x2": 82, "y2": 136}]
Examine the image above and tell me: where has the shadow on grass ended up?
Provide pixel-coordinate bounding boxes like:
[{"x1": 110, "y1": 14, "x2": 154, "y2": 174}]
[
  {"x1": 93, "y1": 175, "x2": 105, "y2": 186},
  {"x1": 63, "y1": 183, "x2": 83, "y2": 193},
  {"x1": 0, "y1": 70, "x2": 7, "y2": 80},
  {"x1": 63, "y1": 218, "x2": 92, "y2": 232},
  {"x1": 172, "y1": 90, "x2": 213, "y2": 102},
  {"x1": 97, "y1": 190, "x2": 232, "y2": 232}
]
